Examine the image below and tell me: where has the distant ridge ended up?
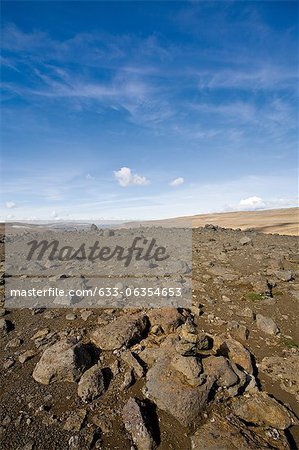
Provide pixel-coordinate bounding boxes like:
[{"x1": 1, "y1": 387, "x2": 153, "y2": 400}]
[{"x1": 123, "y1": 207, "x2": 299, "y2": 236}]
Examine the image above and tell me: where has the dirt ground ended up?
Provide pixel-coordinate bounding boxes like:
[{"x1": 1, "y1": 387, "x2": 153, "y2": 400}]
[{"x1": 0, "y1": 223, "x2": 298, "y2": 449}]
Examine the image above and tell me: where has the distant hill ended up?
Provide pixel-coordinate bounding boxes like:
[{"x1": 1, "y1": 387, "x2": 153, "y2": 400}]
[{"x1": 124, "y1": 207, "x2": 299, "y2": 236}]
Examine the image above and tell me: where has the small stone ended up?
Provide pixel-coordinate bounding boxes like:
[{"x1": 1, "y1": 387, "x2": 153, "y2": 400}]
[
  {"x1": 256, "y1": 314, "x2": 279, "y2": 335},
  {"x1": 238, "y1": 307, "x2": 254, "y2": 320},
  {"x1": 6, "y1": 337, "x2": 23, "y2": 349},
  {"x1": 103, "y1": 229, "x2": 114, "y2": 237},
  {"x1": 147, "y1": 308, "x2": 184, "y2": 334},
  {"x1": 19, "y1": 350, "x2": 36, "y2": 364},
  {"x1": 121, "y1": 369, "x2": 135, "y2": 390},
  {"x1": 64, "y1": 409, "x2": 87, "y2": 432},
  {"x1": 81, "y1": 310, "x2": 93, "y2": 321},
  {"x1": 227, "y1": 321, "x2": 249, "y2": 341},
  {"x1": 203, "y1": 356, "x2": 239, "y2": 388},
  {"x1": 240, "y1": 236, "x2": 252, "y2": 245},
  {"x1": 274, "y1": 270, "x2": 293, "y2": 282},
  {"x1": 66, "y1": 313, "x2": 76, "y2": 321},
  {"x1": 31, "y1": 329, "x2": 50, "y2": 340},
  {"x1": 171, "y1": 354, "x2": 203, "y2": 386},
  {"x1": 3, "y1": 357, "x2": 15, "y2": 369},
  {"x1": 43, "y1": 310, "x2": 56, "y2": 319}
]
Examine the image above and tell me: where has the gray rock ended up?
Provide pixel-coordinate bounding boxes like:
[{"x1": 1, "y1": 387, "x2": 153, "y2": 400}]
[
  {"x1": 239, "y1": 236, "x2": 252, "y2": 245},
  {"x1": 274, "y1": 270, "x2": 293, "y2": 281},
  {"x1": 103, "y1": 229, "x2": 114, "y2": 237},
  {"x1": 32, "y1": 338, "x2": 93, "y2": 385},
  {"x1": 122, "y1": 398, "x2": 156, "y2": 450},
  {"x1": 145, "y1": 354, "x2": 213, "y2": 426},
  {"x1": 256, "y1": 314, "x2": 279, "y2": 335},
  {"x1": 91, "y1": 313, "x2": 148, "y2": 350},
  {"x1": 77, "y1": 364, "x2": 106, "y2": 402}
]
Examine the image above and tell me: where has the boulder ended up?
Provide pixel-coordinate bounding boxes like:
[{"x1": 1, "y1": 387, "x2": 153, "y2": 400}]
[
  {"x1": 32, "y1": 338, "x2": 93, "y2": 385},
  {"x1": 232, "y1": 392, "x2": 298, "y2": 430},
  {"x1": 122, "y1": 398, "x2": 157, "y2": 450},
  {"x1": 191, "y1": 412, "x2": 289, "y2": 450},
  {"x1": 90, "y1": 313, "x2": 148, "y2": 350},
  {"x1": 77, "y1": 364, "x2": 106, "y2": 402},
  {"x1": 145, "y1": 354, "x2": 213, "y2": 426}
]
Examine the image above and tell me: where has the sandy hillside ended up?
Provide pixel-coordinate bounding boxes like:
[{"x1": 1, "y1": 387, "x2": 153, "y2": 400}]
[{"x1": 125, "y1": 207, "x2": 299, "y2": 236}]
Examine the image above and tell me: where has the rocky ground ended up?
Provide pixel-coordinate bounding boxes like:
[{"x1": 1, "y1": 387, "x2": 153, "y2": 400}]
[{"x1": 0, "y1": 225, "x2": 298, "y2": 449}]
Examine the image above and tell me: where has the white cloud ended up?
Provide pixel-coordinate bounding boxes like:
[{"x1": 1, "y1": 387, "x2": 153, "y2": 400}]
[
  {"x1": 239, "y1": 196, "x2": 266, "y2": 210},
  {"x1": 86, "y1": 173, "x2": 93, "y2": 180},
  {"x1": 169, "y1": 177, "x2": 184, "y2": 187},
  {"x1": 5, "y1": 201, "x2": 16, "y2": 209},
  {"x1": 114, "y1": 167, "x2": 149, "y2": 187}
]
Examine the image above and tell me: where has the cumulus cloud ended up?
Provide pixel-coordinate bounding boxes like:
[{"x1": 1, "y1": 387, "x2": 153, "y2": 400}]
[
  {"x1": 169, "y1": 177, "x2": 184, "y2": 187},
  {"x1": 5, "y1": 201, "x2": 16, "y2": 209},
  {"x1": 114, "y1": 167, "x2": 149, "y2": 187},
  {"x1": 238, "y1": 196, "x2": 266, "y2": 210}
]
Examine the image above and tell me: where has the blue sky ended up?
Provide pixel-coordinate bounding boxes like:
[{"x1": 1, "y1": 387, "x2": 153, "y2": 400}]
[{"x1": 1, "y1": 1, "x2": 298, "y2": 221}]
